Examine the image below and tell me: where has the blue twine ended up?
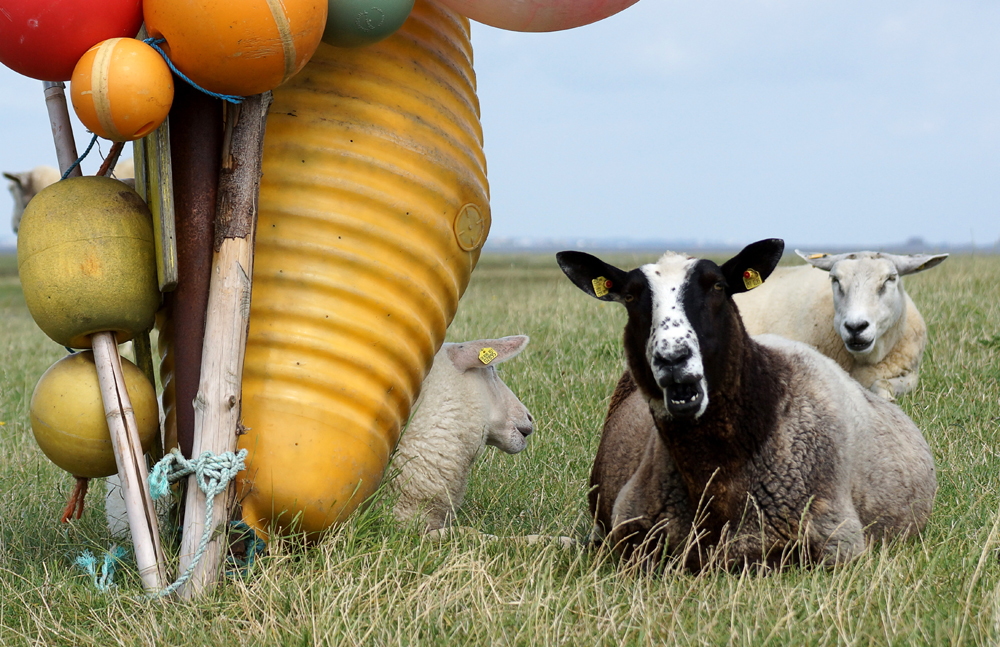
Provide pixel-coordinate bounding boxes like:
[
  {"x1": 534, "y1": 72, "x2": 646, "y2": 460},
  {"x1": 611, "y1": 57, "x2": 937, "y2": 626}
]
[
  {"x1": 75, "y1": 546, "x2": 128, "y2": 592},
  {"x1": 147, "y1": 447, "x2": 249, "y2": 598},
  {"x1": 142, "y1": 38, "x2": 244, "y2": 105},
  {"x1": 225, "y1": 520, "x2": 266, "y2": 578},
  {"x1": 60, "y1": 134, "x2": 99, "y2": 180}
]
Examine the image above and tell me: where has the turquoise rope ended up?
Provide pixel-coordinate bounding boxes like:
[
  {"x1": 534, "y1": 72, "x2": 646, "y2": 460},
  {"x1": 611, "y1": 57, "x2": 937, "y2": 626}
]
[
  {"x1": 60, "y1": 133, "x2": 99, "y2": 180},
  {"x1": 225, "y1": 520, "x2": 266, "y2": 578},
  {"x1": 142, "y1": 38, "x2": 244, "y2": 105},
  {"x1": 76, "y1": 546, "x2": 128, "y2": 592},
  {"x1": 147, "y1": 447, "x2": 249, "y2": 598}
]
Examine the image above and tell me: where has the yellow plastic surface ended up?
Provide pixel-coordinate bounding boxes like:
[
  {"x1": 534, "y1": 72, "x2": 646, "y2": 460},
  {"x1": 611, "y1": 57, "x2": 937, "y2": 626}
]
[
  {"x1": 236, "y1": 0, "x2": 489, "y2": 539},
  {"x1": 30, "y1": 351, "x2": 158, "y2": 478},
  {"x1": 17, "y1": 176, "x2": 161, "y2": 348}
]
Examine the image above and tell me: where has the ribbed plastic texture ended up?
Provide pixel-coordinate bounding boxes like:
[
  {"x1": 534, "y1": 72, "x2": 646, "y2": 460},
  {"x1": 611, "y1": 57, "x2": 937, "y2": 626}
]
[{"x1": 236, "y1": 0, "x2": 490, "y2": 540}]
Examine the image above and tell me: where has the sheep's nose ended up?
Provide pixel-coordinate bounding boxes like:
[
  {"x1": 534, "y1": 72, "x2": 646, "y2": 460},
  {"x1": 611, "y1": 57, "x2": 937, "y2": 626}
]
[
  {"x1": 517, "y1": 422, "x2": 533, "y2": 438},
  {"x1": 845, "y1": 320, "x2": 869, "y2": 335},
  {"x1": 653, "y1": 346, "x2": 692, "y2": 371}
]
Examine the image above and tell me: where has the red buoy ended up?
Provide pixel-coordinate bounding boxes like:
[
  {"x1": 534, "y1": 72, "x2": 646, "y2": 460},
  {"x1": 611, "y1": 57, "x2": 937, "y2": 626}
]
[{"x1": 0, "y1": 0, "x2": 143, "y2": 82}]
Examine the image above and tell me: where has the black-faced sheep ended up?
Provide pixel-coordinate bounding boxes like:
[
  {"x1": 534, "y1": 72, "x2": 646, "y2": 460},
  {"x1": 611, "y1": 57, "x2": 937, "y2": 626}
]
[
  {"x1": 733, "y1": 250, "x2": 948, "y2": 400},
  {"x1": 389, "y1": 336, "x2": 534, "y2": 533},
  {"x1": 558, "y1": 239, "x2": 937, "y2": 570}
]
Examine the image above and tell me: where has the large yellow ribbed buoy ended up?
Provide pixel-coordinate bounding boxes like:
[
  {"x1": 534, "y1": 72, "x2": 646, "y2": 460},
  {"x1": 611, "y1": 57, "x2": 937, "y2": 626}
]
[{"x1": 234, "y1": 0, "x2": 490, "y2": 539}]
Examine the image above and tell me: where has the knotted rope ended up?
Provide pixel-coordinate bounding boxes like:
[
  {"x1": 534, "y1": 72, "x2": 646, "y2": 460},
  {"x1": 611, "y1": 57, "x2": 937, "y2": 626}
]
[
  {"x1": 147, "y1": 447, "x2": 248, "y2": 598},
  {"x1": 76, "y1": 546, "x2": 128, "y2": 591}
]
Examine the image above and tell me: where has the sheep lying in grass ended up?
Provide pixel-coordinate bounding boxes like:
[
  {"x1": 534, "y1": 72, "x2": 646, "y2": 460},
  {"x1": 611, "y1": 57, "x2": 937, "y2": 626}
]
[
  {"x1": 558, "y1": 239, "x2": 936, "y2": 571},
  {"x1": 390, "y1": 336, "x2": 534, "y2": 533},
  {"x1": 733, "y1": 250, "x2": 948, "y2": 400}
]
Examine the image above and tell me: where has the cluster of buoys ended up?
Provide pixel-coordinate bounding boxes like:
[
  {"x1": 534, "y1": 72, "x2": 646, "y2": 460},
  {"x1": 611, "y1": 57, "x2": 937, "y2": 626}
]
[
  {"x1": 2, "y1": 0, "x2": 644, "y2": 574},
  {"x1": 18, "y1": 177, "x2": 161, "y2": 477}
]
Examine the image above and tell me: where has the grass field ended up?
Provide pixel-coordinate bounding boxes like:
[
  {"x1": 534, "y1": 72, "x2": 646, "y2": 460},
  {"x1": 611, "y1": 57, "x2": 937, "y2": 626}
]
[{"x1": 1, "y1": 250, "x2": 998, "y2": 645}]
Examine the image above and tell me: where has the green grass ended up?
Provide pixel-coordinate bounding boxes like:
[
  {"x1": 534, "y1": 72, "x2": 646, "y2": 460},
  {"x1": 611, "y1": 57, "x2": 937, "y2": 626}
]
[{"x1": 1, "y1": 251, "x2": 998, "y2": 645}]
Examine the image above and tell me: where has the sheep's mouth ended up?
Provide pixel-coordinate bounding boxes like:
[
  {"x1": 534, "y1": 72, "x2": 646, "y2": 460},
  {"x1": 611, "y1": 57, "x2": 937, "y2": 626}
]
[
  {"x1": 845, "y1": 337, "x2": 874, "y2": 353},
  {"x1": 664, "y1": 381, "x2": 704, "y2": 416}
]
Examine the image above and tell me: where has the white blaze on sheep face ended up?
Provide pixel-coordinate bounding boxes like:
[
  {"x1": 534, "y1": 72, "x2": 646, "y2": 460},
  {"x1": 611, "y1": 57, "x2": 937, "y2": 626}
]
[
  {"x1": 642, "y1": 254, "x2": 709, "y2": 419},
  {"x1": 827, "y1": 256, "x2": 905, "y2": 358}
]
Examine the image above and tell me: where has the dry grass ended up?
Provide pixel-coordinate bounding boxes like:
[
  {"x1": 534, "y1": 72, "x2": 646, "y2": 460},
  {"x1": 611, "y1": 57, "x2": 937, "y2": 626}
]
[{"x1": 1, "y1": 251, "x2": 998, "y2": 646}]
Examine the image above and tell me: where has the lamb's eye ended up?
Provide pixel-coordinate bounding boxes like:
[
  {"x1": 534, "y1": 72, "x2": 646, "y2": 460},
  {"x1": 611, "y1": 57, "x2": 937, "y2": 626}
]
[{"x1": 713, "y1": 282, "x2": 724, "y2": 291}]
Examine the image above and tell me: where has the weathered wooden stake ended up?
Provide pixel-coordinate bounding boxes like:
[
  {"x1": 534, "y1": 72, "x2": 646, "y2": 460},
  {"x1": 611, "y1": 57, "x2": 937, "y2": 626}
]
[
  {"x1": 93, "y1": 332, "x2": 168, "y2": 592},
  {"x1": 178, "y1": 92, "x2": 272, "y2": 599},
  {"x1": 42, "y1": 81, "x2": 168, "y2": 594}
]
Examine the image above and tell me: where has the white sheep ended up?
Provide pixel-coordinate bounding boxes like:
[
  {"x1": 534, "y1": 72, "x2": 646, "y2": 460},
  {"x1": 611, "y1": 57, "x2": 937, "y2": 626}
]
[
  {"x1": 5, "y1": 166, "x2": 61, "y2": 233},
  {"x1": 389, "y1": 335, "x2": 534, "y2": 533},
  {"x1": 732, "y1": 250, "x2": 948, "y2": 400},
  {"x1": 6, "y1": 159, "x2": 135, "y2": 233}
]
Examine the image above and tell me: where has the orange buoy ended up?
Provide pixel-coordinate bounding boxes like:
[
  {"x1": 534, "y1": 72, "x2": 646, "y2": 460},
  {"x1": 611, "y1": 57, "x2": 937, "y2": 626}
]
[
  {"x1": 70, "y1": 38, "x2": 174, "y2": 142},
  {"x1": 143, "y1": 0, "x2": 327, "y2": 97}
]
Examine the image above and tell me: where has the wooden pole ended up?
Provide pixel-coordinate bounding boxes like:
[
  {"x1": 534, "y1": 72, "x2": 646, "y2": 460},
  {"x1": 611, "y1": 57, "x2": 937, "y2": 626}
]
[
  {"x1": 178, "y1": 92, "x2": 272, "y2": 599},
  {"x1": 42, "y1": 82, "x2": 81, "y2": 177},
  {"x1": 92, "y1": 332, "x2": 168, "y2": 592},
  {"x1": 42, "y1": 82, "x2": 168, "y2": 593}
]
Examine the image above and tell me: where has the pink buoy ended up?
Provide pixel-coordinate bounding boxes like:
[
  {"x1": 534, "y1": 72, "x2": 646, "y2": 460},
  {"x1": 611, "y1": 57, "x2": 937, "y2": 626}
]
[{"x1": 434, "y1": 0, "x2": 640, "y2": 32}]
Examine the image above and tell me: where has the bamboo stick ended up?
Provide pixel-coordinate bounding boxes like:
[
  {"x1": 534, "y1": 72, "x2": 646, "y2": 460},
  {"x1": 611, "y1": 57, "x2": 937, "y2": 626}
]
[
  {"x1": 42, "y1": 82, "x2": 81, "y2": 177},
  {"x1": 92, "y1": 332, "x2": 168, "y2": 592},
  {"x1": 42, "y1": 81, "x2": 168, "y2": 593},
  {"x1": 178, "y1": 92, "x2": 272, "y2": 599}
]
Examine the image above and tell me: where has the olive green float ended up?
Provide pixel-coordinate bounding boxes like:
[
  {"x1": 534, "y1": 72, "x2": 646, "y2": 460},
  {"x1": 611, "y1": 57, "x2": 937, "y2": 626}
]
[{"x1": 17, "y1": 176, "x2": 160, "y2": 348}]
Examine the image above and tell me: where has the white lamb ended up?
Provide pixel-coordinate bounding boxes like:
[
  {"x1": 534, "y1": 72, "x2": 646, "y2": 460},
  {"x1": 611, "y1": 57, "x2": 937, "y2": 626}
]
[
  {"x1": 390, "y1": 335, "x2": 534, "y2": 533},
  {"x1": 733, "y1": 249, "x2": 948, "y2": 400}
]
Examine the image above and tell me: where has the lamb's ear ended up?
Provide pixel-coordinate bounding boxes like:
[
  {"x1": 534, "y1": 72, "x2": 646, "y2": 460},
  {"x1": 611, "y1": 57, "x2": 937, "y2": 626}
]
[
  {"x1": 556, "y1": 251, "x2": 630, "y2": 303},
  {"x1": 446, "y1": 335, "x2": 529, "y2": 371},
  {"x1": 720, "y1": 238, "x2": 785, "y2": 295},
  {"x1": 881, "y1": 252, "x2": 949, "y2": 276}
]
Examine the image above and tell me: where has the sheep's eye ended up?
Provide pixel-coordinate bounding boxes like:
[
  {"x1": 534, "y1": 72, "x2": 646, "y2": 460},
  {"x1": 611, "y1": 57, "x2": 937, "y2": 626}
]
[
  {"x1": 624, "y1": 294, "x2": 635, "y2": 303},
  {"x1": 713, "y1": 282, "x2": 724, "y2": 291}
]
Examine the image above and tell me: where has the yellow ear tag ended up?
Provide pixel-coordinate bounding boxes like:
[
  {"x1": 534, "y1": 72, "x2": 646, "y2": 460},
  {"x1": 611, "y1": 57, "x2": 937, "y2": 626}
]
[
  {"x1": 592, "y1": 276, "x2": 610, "y2": 298},
  {"x1": 807, "y1": 253, "x2": 828, "y2": 260},
  {"x1": 478, "y1": 347, "x2": 498, "y2": 365},
  {"x1": 742, "y1": 268, "x2": 763, "y2": 290}
]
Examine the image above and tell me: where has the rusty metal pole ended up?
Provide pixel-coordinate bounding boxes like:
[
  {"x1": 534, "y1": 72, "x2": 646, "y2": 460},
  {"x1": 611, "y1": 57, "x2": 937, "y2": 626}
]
[{"x1": 165, "y1": 80, "x2": 224, "y2": 459}]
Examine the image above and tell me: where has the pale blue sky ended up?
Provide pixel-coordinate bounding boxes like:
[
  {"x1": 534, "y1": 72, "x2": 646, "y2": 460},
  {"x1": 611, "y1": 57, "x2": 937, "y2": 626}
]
[{"x1": 2, "y1": 0, "x2": 998, "y2": 250}]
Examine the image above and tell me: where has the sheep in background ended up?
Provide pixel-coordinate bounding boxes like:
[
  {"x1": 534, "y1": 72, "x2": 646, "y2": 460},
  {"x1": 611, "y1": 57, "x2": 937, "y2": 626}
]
[
  {"x1": 390, "y1": 336, "x2": 534, "y2": 533},
  {"x1": 6, "y1": 159, "x2": 135, "y2": 233},
  {"x1": 5, "y1": 166, "x2": 60, "y2": 233},
  {"x1": 733, "y1": 250, "x2": 948, "y2": 400}
]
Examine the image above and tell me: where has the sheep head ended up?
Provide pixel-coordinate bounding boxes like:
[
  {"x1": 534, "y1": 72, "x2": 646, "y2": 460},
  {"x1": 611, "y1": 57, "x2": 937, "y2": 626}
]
[
  {"x1": 443, "y1": 336, "x2": 534, "y2": 454},
  {"x1": 558, "y1": 239, "x2": 784, "y2": 420},
  {"x1": 798, "y1": 250, "x2": 948, "y2": 362}
]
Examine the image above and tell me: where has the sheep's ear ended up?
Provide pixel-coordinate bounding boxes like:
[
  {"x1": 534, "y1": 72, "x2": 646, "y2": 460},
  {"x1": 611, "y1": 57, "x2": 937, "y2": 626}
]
[
  {"x1": 881, "y1": 252, "x2": 949, "y2": 276},
  {"x1": 2, "y1": 172, "x2": 22, "y2": 185},
  {"x1": 556, "y1": 251, "x2": 630, "y2": 303},
  {"x1": 720, "y1": 238, "x2": 785, "y2": 295},
  {"x1": 446, "y1": 335, "x2": 529, "y2": 371},
  {"x1": 794, "y1": 250, "x2": 851, "y2": 271}
]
